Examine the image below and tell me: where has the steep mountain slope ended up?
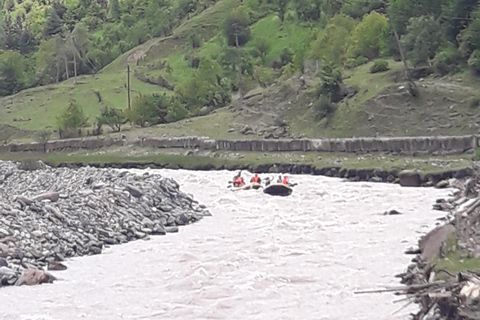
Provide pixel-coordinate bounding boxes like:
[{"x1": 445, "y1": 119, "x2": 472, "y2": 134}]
[{"x1": 1, "y1": 0, "x2": 480, "y2": 142}]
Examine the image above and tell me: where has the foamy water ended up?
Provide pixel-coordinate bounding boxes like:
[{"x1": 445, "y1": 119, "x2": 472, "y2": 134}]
[{"x1": 1, "y1": 169, "x2": 450, "y2": 320}]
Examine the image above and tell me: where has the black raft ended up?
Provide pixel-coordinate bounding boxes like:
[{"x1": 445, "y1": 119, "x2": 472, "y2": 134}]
[{"x1": 263, "y1": 183, "x2": 293, "y2": 197}]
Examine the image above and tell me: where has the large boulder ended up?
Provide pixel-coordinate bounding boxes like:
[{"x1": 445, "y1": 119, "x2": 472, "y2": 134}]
[
  {"x1": 17, "y1": 269, "x2": 56, "y2": 286},
  {"x1": 419, "y1": 224, "x2": 456, "y2": 261},
  {"x1": 399, "y1": 170, "x2": 422, "y2": 187}
]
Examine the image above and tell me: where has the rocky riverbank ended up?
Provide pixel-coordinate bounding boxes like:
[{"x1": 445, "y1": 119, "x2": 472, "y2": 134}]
[
  {"x1": 396, "y1": 166, "x2": 480, "y2": 319},
  {"x1": 0, "y1": 161, "x2": 210, "y2": 287}
]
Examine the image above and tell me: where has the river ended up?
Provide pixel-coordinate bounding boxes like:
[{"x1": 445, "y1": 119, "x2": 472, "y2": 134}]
[{"x1": 0, "y1": 169, "x2": 450, "y2": 320}]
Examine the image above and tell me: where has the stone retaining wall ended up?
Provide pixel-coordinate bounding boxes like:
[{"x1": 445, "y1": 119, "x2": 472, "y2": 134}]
[
  {"x1": 0, "y1": 137, "x2": 124, "y2": 153},
  {"x1": 0, "y1": 135, "x2": 477, "y2": 155}
]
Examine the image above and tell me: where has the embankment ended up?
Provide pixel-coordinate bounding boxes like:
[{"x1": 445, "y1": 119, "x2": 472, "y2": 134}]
[
  {"x1": 0, "y1": 135, "x2": 477, "y2": 187},
  {"x1": 1, "y1": 135, "x2": 477, "y2": 155}
]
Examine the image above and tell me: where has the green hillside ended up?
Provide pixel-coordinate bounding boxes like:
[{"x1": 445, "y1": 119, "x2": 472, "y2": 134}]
[{"x1": 1, "y1": 0, "x2": 480, "y2": 142}]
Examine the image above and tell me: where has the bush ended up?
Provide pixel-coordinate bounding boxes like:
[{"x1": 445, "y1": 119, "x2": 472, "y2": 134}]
[
  {"x1": 370, "y1": 60, "x2": 390, "y2": 73},
  {"x1": 468, "y1": 50, "x2": 480, "y2": 76},
  {"x1": 345, "y1": 56, "x2": 368, "y2": 68},
  {"x1": 314, "y1": 94, "x2": 337, "y2": 120},
  {"x1": 251, "y1": 38, "x2": 270, "y2": 64},
  {"x1": 127, "y1": 94, "x2": 168, "y2": 127},
  {"x1": 316, "y1": 62, "x2": 344, "y2": 102},
  {"x1": 57, "y1": 100, "x2": 88, "y2": 132},
  {"x1": 166, "y1": 98, "x2": 188, "y2": 122},
  {"x1": 97, "y1": 107, "x2": 126, "y2": 132},
  {"x1": 434, "y1": 45, "x2": 462, "y2": 76},
  {"x1": 280, "y1": 48, "x2": 294, "y2": 66}
]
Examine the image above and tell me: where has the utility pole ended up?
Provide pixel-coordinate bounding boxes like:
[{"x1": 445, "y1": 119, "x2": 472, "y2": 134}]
[
  {"x1": 235, "y1": 33, "x2": 244, "y2": 103},
  {"x1": 127, "y1": 63, "x2": 131, "y2": 109},
  {"x1": 388, "y1": 14, "x2": 417, "y2": 93}
]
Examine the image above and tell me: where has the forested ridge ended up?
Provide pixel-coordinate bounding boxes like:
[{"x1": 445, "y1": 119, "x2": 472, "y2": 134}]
[{"x1": 1, "y1": 0, "x2": 480, "y2": 135}]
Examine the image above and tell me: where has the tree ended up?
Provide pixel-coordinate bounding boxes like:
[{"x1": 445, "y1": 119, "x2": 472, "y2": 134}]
[
  {"x1": 35, "y1": 37, "x2": 61, "y2": 85},
  {"x1": 0, "y1": 50, "x2": 27, "y2": 96},
  {"x1": 166, "y1": 98, "x2": 188, "y2": 122},
  {"x1": 341, "y1": 0, "x2": 385, "y2": 19},
  {"x1": 458, "y1": 8, "x2": 480, "y2": 60},
  {"x1": 443, "y1": 0, "x2": 478, "y2": 43},
  {"x1": 108, "y1": 0, "x2": 121, "y2": 21},
  {"x1": 275, "y1": 0, "x2": 289, "y2": 22},
  {"x1": 0, "y1": 15, "x2": 37, "y2": 54},
  {"x1": 96, "y1": 107, "x2": 125, "y2": 132},
  {"x1": 387, "y1": 0, "x2": 442, "y2": 36},
  {"x1": 346, "y1": 11, "x2": 390, "y2": 60},
  {"x1": 224, "y1": 10, "x2": 250, "y2": 47},
  {"x1": 57, "y1": 99, "x2": 88, "y2": 134},
  {"x1": 126, "y1": 94, "x2": 168, "y2": 127},
  {"x1": 402, "y1": 15, "x2": 444, "y2": 66},
  {"x1": 310, "y1": 14, "x2": 357, "y2": 65},
  {"x1": 177, "y1": 58, "x2": 231, "y2": 111},
  {"x1": 251, "y1": 37, "x2": 270, "y2": 64},
  {"x1": 224, "y1": 10, "x2": 250, "y2": 101},
  {"x1": 292, "y1": 0, "x2": 322, "y2": 22},
  {"x1": 316, "y1": 61, "x2": 344, "y2": 102},
  {"x1": 43, "y1": 4, "x2": 65, "y2": 39}
]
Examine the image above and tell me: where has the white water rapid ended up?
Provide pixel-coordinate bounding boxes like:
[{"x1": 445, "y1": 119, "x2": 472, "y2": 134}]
[{"x1": 1, "y1": 169, "x2": 450, "y2": 320}]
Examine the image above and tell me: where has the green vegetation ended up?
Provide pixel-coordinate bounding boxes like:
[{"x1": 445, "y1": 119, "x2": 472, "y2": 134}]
[
  {"x1": 1, "y1": 0, "x2": 480, "y2": 141},
  {"x1": 0, "y1": 147, "x2": 473, "y2": 174},
  {"x1": 431, "y1": 234, "x2": 480, "y2": 276},
  {"x1": 369, "y1": 60, "x2": 389, "y2": 73}
]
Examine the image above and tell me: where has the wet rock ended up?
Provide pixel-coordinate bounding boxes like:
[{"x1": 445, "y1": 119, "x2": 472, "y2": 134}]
[
  {"x1": 384, "y1": 209, "x2": 402, "y2": 215},
  {"x1": 399, "y1": 170, "x2": 422, "y2": 187},
  {"x1": 48, "y1": 261, "x2": 67, "y2": 271},
  {"x1": 165, "y1": 227, "x2": 179, "y2": 233},
  {"x1": 124, "y1": 184, "x2": 143, "y2": 198},
  {"x1": 435, "y1": 180, "x2": 450, "y2": 189},
  {"x1": 17, "y1": 269, "x2": 56, "y2": 286}
]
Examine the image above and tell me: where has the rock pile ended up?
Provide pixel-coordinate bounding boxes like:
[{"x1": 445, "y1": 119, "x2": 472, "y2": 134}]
[
  {"x1": 0, "y1": 161, "x2": 210, "y2": 287},
  {"x1": 393, "y1": 167, "x2": 480, "y2": 319}
]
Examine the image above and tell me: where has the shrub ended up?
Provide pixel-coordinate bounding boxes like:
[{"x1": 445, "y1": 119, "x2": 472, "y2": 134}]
[
  {"x1": 370, "y1": 60, "x2": 389, "y2": 73},
  {"x1": 433, "y1": 45, "x2": 462, "y2": 76},
  {"x1": 97, "y1": 107, "x2": 126, "y2": 132},
  {"x1": 468, "y1": 50, "x2": 480, "y2": 76},
  {"x1": 316, "y1": 62, "x2": 344, "y2": 102},
  {"x1": 251, "y1": 37, "x2": 270, "y2": 64},
  {"x1": 57, "y1": 100, "x2": 88, "y2": 132},
  {"x1": 345, "y1": 56, "x2": 368, "y2": 68},
  {"x1": 314, "y1": 94, "x2": 337, "y2": 120},
  {"x1": 166, "y1": 99, "x2": 188, "y2": 122}
]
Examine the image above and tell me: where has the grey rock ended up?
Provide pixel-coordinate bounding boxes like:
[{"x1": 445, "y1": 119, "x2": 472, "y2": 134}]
[
  {"x1": 48, "y1": 261, "x2": 67, "y2": 271},
  {"x1": 399, "y1": 170, "x2": 422, "y2": 187},
  {"x1": 435, "y1": 180, "x2": 450, "y2": 189},
  {"x1": 165, "y1": 227, "x2": 179, "y2": 233},
  {"x1": 125, "y1": 184, "x2": 143, "y2": 198},
  {"x1": 0, "y1": 160, "x2": 211, "y2": 288}
]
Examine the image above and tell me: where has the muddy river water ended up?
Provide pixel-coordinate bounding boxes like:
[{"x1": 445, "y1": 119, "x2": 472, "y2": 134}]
[{"x1": 1, "y1": 169, "x2": 450, "y2": 320}]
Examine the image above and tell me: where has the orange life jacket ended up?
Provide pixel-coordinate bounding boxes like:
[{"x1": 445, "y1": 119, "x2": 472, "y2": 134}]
[
  {"x1": 233, "y1": 177, "x2": 242, "y2": 187},
  {"x1": 252, "y1": 175, "x2": 259, "y2": 183},
  {"x1": 283, "y1": 177, "x2": 289, "y2": 185}
]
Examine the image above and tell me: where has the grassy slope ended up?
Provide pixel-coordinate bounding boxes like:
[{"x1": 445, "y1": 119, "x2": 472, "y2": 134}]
[{"x1": 1, "y1": 0, "x2": 480, "y2": 143}]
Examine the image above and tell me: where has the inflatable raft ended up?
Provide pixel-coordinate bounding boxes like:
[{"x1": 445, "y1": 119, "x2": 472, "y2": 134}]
[
  {"x1": 232, "y1": 182, "x2": 263, "y2": 191},
  {"x1": 263, "y1": 183, "x2": 293, "y2": 197}
]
